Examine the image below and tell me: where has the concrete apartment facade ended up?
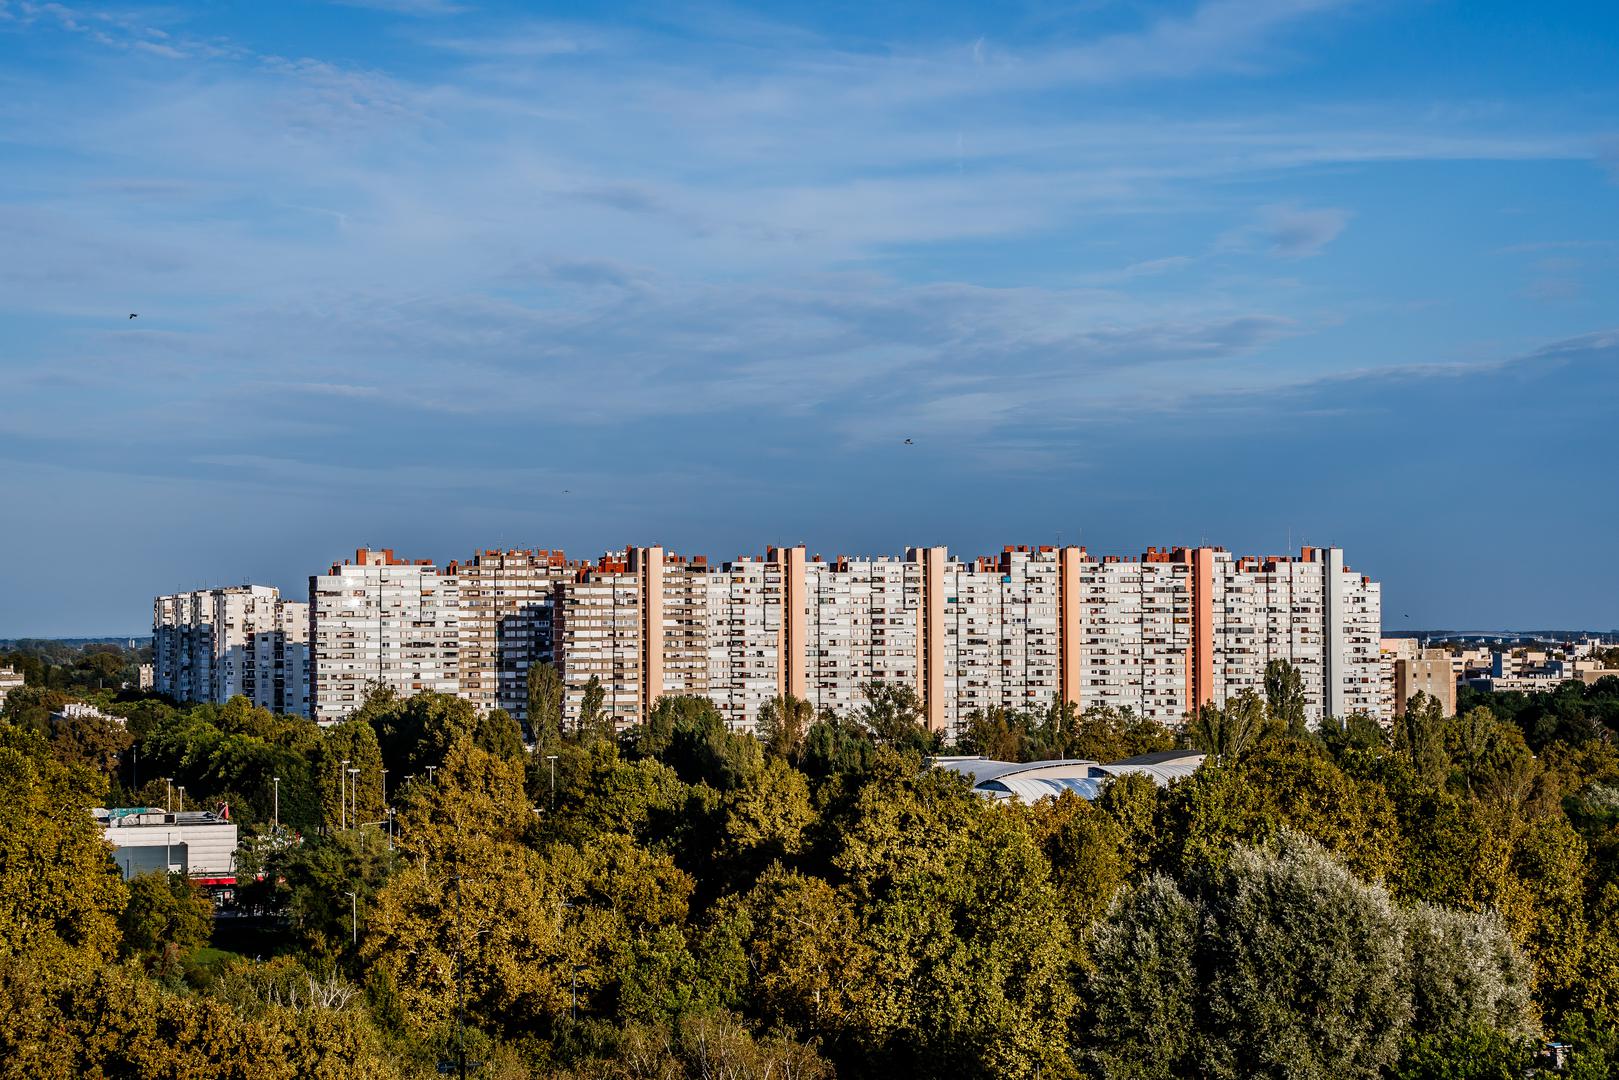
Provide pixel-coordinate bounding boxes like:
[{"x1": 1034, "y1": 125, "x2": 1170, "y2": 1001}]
[
  {"x1": 284, "y1": 541, "x2": 1382, "y2": 732},
  {"x1": 1393, "y1": 649, "x2": 1457, "y2": 717},
  {"x1": 307, "y1": 549, "x2": 460, "y2": 725},
  {"x1": 152, "y1": 586, "x2": 309, "y2": 716},
  {"x1": 542, "y1": 542, "x2": 1383, "y2": 735},
  {"x1": 456, "y1": 549, "x2": 572, "y2": 722}
]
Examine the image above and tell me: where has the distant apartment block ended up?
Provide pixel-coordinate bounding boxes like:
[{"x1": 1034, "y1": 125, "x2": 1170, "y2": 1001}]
[
  {"x1": 544, "y1": 543, "x2": 1382, "y2": 734},
  {"x1": 456, "y1": 548, "x2": 572, "y2": 723},
  {"x1": 152, "y1": 586, "x2": 309, "y2": 716},
  {"x1": 295, "y1": 542, "x2": 1382, "y2": 733},
  {"x1": 307, "y1": 549, "x2": 459, "y2": 725}
]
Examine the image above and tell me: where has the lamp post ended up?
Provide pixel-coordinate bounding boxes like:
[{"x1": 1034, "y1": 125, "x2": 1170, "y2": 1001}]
[
  {"x1": 339, "y1": 759, "x2": 350, "y2": 830},
  {"x1": 381, "y1": 768, "x2": 388, "y2": 804},
  {"x1": 426, "y1": 765, "x2": 437, "y2": 784},
  {"x1": 272, "y1": 776, "x2": 280, "y2": 831},
  {"x1": 546, "y1": 754, "x2": 558, "y2": 811},
  {"x1": 348, "y1": 767, "x2": 359, "y2": 831},
  {"x1": 176, "y1": 785, "x2": 185, "y2": 813},
  {"x1": 344, "y1": 890, "x2": 357, "y2": 945},
  {"x1": 164, "y1": 777, "x2": 172, "y2": 813}
]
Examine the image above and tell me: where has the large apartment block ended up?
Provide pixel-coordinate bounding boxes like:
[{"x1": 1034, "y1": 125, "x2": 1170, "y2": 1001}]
[
  {"x1": 152, "y1": 586, "x2": 309, "y2": 716},
  {"x1": 457, "y1": 548, "x2": 572, "y2": 721},
  {"x1": 285, "y1": 541, "x2": 1383, "y2": 732},
  {"x1": 543, "y1": 542, "x2": 1381, "y2": 734},
  {"x1": 307, "y1": 549, "x2": 460, "y2": 725}
]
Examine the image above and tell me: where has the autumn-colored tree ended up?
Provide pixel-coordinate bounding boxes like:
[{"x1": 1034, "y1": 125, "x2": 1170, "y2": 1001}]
[{"x1": 0, "y1": 730, "x2": 126, "y2": 965}]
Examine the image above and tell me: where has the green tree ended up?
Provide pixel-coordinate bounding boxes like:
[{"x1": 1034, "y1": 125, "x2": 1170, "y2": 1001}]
[
  {"x1": 119, "y1": 872, "x2": 213, "y2": 958},
  {"x1": 1085, "y1": 874, "x2": 1200, "y2": 1079},
  {"x1": 472, "y1": 708, "x2": 525, "y2": 761},
  {"x1": 1265, "y1": 659, "x2": 1309, "y2": 734},
  {"x1": 704, "y1": 865, "x2": 872, "y2": 1039},
  {"x1": 313, "y1": 720, "x2": 385, "y2": 832},
  {"x1": 527, "y1": 662, "x2": 565, "y2": 748},
  {"x1": 756, "y1": 694, "x2": 815, "y2": 762},
  {"x1": 1185, "y1": 689, "x2": 1269, "y2": 764},
  {"x1": 1402, "y1": 902, "x2": 1536, "y2": 1041},
  {"x1": 578, "y1": 675, "x2": 607, "y2": 740},
  {"x1": 49, "y1": 707, "x2": 132, "y2": 778},
  {"x1": 830, "y1": 751, "x2": 1078, "y2": 1077},
  {"x1": 855, "y1": 682, "x2": 935, "y2": 752},
  {"x1": 1396, "y1": 692, "x2": 1450, "y2": 789}
]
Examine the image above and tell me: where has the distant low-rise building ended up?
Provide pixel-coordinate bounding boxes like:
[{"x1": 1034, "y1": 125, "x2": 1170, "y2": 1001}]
[
  {"x1": 933, "y1": 750, "x2": 1207, "y2": 804},
  {"x1": 1393, "y1": 649, "x2": 1456, "y2": 717},
  {"x1": 54, "y1": 701, "x2": 123, "y2": 727},
  {"x1": 0, "y1": 666, "x2": 24, "y2": 709},
  {"x1": 95, "y1": 807, "x2": 238, "y2": 884}
]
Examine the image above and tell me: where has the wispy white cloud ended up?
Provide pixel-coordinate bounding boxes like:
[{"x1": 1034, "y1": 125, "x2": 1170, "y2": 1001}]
[{"x1": 331, "y1": 0, "x2": 470, "y2": 16}]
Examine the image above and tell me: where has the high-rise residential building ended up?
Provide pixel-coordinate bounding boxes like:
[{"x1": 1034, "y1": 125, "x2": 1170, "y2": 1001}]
[
  {"x1": 152, "y1": 586, "x2": 309, "y2": 716},
  {"x1": 552, "y1": 551, "x2": 644, "y2": 725},
  {"x1": 307, "y1": 549, "x2": 459, "y2": 725},
  {"x1": 455, "y1": 549, "x2": 572, "y2": 723},
  {"x1": 540, "y1": 542, "x2": 1382, "y2": 735},
  {"x1": 298, "y1": 540, "x2": 1383, "y2": 735}
]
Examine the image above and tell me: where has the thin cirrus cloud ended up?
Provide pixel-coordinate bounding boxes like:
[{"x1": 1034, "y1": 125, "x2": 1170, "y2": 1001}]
[{"x1": 0, "y1": 0, "x2": 1616, "y2": 632}]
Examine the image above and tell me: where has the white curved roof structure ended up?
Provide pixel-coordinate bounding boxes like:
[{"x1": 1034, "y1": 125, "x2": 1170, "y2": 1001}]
[{"x1": 932, "y1": 750, "x2": 1206, "y2": 804}]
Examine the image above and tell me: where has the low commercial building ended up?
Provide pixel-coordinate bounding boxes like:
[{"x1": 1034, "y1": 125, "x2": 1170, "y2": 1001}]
[
  {"x1": 95, "y1": 807, "x2": 239, "y2": 884},
  {"x1": 933, "y1": 749, "x2": 1206, "y2": 804}
]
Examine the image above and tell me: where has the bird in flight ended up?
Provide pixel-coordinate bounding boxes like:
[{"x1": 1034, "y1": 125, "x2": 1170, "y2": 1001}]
[
  {"x1": 128, "y1": 313, "x2": 138, "y2": 319},
  {"x1": 903, "y1": 438, "x2": 913, "y2": 445}
]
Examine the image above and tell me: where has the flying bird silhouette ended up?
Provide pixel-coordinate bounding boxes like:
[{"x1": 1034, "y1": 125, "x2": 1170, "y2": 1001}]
[
  {"x1": 903, "y1": 438, "x2": 913, "y2": 445},
  {"x1": 128, "y1": 313, "x2": 138, "y2": 319}
]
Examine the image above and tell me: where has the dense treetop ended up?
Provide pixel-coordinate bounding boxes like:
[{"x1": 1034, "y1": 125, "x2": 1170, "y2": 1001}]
[{"x1": 3, "y1": 662, "x2": 1619, "y2": 1077}]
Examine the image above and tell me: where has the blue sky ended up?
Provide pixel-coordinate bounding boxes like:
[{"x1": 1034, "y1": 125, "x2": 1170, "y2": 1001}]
[{"x1": 1, "y1": 0, "x2": 1616, "y2": 635}]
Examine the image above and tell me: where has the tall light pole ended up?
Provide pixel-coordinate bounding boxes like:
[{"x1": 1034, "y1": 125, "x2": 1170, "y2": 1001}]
[
  {"x1": 381, "y1": 768, "x2": 388, "y2": 804},
  {"x1": 164, "y1": 777, "x2": 172, "y2": 813},
  {"x1": 344, "y1": 890, "x2": 357, "y2": 945},
  {"x1": 176, "y1": 785, "x2": 185, "y2": 813},
  {"x1": 348, "y1": 767, "x2": 359, "y2": 830},
  {"x1": 272, "y1": 776, "x2": 280, "y2": 831},
  {"x1": 426, "y1": 765, "x2": 437, "y2": 784},
  {"x1": 339, "y1": 759, "x2": 350, "y2": 830},
  {"x1": 546, "y1": 754, "x2": 558, "y2": 811}
]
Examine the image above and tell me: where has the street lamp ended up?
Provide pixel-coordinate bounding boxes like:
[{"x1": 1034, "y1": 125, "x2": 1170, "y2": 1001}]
[
  {"x1": 344, "y1": 890, "x2": 357, "y2": 945},
  {"x1": 546, "y1": 754, "x2": 558, "y2": 811},
  {"x1": 381, "y1": 768, "x2": 388, "y2": 804},
  {"x1": 339, "y1": 759, "x2": 351, "y2": 830},
  {"x1": 348, "y1": 768, "x2": 359, "y2": 830},
  {"x1": 163, "y1": 777, "x2": 172, "y2": 813},
  {"x1": 272, "y1": 776, "x2": 280, "y2": 831},
  {"x1": 426, "y1": 765, "x2": 437, "y2": 784},
  {"x1": 176, "y1": 785, "x2": 185, "y2": 813}
]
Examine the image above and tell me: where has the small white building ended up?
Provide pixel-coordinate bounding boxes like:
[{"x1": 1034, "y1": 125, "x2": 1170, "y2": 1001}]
[
  {"x1": 0, "y1": 667, "x2": 24, "y2": 709},
  {"x1": 95, "y1": 807, "x2": 239, "y2": 884}
]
